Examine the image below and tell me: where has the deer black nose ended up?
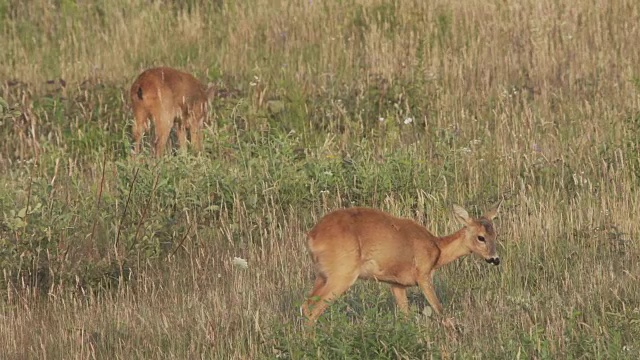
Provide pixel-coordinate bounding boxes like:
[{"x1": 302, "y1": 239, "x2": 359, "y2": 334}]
[{"x1": 487, "y1": 257, "x2": 500, "y2": 265}]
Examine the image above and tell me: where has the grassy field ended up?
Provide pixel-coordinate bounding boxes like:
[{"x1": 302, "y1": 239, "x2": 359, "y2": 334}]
[{"x1": 1, "y1": 0, "x2": 640, "y2": 358}]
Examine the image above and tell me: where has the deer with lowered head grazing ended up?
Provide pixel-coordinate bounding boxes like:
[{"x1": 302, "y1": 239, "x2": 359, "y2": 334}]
[
  {"x1": 129, "y1": 67, "x2": 215, "y2": 156},
  {"x1": 302, "y1": 202, "x2": 501, "y2": 324}
]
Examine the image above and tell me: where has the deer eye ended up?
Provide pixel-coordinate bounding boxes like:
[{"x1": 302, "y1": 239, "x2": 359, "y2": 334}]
[{"x1": 477, "y1": 236, "x2": 486, "y2": 242}]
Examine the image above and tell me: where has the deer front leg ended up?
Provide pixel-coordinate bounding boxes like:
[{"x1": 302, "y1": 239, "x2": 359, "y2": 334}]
[
  {"x1": 418, "y1": 276, "x2": 444, "y2": 316},
  {"x1": 390, "y1": 284, "x2": 410, "y2": 315},
  {"x1": 150, "y1": 107, "x2": 175, "y2": 157},
  {"x1": 188, "y1": 106, "x2": 205, "y2": 153}
]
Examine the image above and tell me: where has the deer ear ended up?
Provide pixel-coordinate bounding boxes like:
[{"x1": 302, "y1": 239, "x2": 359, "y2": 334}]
[
  {"x1": 453, "y1": 205, "x2": 472, "y2": 226},
  {"x1": 483, "y1": 199, "x2": 502, "y2": 220}
]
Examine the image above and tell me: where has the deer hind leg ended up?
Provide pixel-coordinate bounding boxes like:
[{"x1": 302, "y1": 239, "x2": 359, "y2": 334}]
[
  {"x1": 304, "y1": 272, "x2": 358, "y2": 324},
  {"x1": 132, "y1": 106, "x2": 150, "y2": 155},
  {"x1": 175, "y1": 119, "x2": 188, "y2": 154},
  {"x1": 390, "y1": 284, "x2": 410, "y2": 315},
  {"x1": 301, "y1": 275, "x2": 327, "y2": 317}
]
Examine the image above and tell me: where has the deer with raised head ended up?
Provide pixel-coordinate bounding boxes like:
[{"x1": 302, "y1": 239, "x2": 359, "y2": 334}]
[
  {"x1": 130, "y1": 67, "x2": 215, "y2": 156},
  {"x1": 301, "y1": 202, "x2": 501, "y2": 324}
]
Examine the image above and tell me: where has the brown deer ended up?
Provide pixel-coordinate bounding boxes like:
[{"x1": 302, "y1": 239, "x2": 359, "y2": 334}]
[
  {"x1": 129, "y1": 67, "x2": 215, "y2": 156},
  {"x1": 302, "y1": 202, "x2": 501, "y2": 324}
]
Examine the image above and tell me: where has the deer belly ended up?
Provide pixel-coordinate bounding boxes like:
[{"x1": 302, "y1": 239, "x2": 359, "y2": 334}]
[{"x1": 359, "y1": 259, "x2": 417, "y2": 286}]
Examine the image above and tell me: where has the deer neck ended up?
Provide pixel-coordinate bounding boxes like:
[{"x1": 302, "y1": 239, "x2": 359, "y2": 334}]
[{"x1": 434, "y1": 228, "x2": 471, "y2": 268}]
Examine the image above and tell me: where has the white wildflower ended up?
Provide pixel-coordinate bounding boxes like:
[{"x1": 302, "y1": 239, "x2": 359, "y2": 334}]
[
  {"x1": 572, "y1": 173, "x2": 588, "y2": 186},
  {"x1": 403, "y1": 117, "x2": 413, "y2": 125},
  {"x1": 232, "y1": 257, "x2": 248, "y2": 269}
]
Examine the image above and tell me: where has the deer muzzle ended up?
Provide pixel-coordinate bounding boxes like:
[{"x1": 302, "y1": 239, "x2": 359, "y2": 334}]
[{"x1": 486, "y1": 257, "x2": 500, "y2": 265}]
